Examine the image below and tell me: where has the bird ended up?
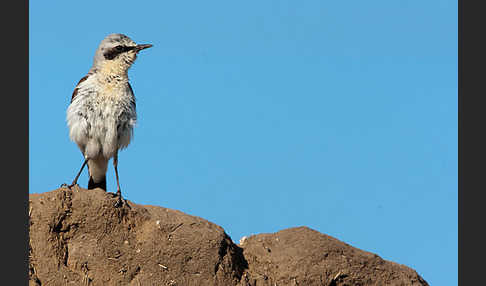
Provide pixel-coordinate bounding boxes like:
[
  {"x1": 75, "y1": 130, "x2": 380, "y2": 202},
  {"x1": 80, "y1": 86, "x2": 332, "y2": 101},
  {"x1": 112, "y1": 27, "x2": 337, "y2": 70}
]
[{"x1": 64, "y1": 33, "x2": 152, "y2": 207}]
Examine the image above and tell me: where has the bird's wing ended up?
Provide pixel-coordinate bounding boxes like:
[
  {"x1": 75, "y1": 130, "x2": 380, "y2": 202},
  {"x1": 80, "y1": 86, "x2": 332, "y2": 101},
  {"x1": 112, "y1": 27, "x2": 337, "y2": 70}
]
[
  {"x1": 127, "y1": 82, "x2": 136, "y2": 110},
  {"x1": 71, "y1": 75, "x2": 90, "y2": 104}
]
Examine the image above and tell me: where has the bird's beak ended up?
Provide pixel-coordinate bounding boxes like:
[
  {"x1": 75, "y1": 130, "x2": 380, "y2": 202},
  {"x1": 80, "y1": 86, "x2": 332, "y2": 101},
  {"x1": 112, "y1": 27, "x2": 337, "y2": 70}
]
[{"x1": 135, "y1": 44, "x2": 153, "y2": 52}]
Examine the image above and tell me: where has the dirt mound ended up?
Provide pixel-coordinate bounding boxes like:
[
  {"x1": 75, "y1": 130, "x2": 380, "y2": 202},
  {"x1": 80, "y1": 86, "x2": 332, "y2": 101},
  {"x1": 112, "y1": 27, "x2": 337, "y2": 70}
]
[
  {"x1": 29, "y1": 188, "x2": 428, "y2": 285},
  {"x1": 240, "y1": 227, "x2": 428, "y2": 286}
]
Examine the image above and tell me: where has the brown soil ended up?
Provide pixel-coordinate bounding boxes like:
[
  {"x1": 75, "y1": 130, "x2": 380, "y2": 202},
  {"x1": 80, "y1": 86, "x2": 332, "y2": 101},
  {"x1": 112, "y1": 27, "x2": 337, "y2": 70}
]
[{"x1": 29, "y1": 187, "x2": 428, "y2": 286}]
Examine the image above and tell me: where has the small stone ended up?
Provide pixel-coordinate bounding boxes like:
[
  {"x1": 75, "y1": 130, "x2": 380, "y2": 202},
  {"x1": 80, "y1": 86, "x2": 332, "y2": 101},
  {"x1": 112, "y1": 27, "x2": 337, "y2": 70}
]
[{"x1": 239, "y1": 236, "x2": 248, "y2": 245}]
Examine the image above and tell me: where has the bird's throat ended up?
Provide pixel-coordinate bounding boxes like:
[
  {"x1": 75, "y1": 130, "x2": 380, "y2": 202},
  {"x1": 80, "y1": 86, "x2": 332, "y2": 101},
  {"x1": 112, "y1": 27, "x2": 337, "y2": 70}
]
[{"x1": 99, "y1": 60, "x2": 130, "y2": 80}]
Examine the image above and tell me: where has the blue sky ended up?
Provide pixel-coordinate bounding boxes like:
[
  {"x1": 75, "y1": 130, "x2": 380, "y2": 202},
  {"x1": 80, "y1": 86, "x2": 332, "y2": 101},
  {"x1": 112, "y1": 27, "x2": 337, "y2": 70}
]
[{"x1": 29, "y1": 1, "x2": 457, "y2": 285}]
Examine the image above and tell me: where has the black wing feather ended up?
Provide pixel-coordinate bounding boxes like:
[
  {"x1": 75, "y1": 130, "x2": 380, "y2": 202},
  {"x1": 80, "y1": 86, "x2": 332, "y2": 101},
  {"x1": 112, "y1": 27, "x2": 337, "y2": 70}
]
[{"x1": 70, "y1": 75, "x2": 89, "y2": 103}]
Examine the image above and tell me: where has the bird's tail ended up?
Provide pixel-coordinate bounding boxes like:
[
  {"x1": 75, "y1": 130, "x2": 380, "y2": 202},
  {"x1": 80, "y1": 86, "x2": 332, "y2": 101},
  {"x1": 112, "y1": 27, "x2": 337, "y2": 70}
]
[
  {"x1": 88, "y1": 175, "x2": 106, "y2": 190},
  {"x1": 87, "y1": 156, "x2": 108, "y2": 191}
]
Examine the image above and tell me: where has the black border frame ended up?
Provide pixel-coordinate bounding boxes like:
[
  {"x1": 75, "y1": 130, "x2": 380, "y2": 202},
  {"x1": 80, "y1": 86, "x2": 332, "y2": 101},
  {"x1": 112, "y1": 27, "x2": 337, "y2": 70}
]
[
  {"x1": 3, "y1": 0, "x2": 29, "y2": 283},
  {"x1": 459, "y1": 0, "x2": 484, "y2": 285}
]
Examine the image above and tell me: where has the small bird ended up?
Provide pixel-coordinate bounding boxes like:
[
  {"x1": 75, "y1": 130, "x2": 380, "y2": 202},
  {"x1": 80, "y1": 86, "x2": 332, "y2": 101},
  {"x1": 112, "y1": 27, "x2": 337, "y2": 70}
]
[{"x1": 64, "y1": 33, "x2": 152, "y2": 207}]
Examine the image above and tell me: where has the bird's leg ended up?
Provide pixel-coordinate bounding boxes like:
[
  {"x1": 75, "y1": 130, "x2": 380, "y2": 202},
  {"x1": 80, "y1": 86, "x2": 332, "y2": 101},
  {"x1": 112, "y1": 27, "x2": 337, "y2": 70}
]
[
  {"x1": 61, "y1": 158, "x2": 89, "y2": 189},
  {"x1": 113, "y1": 152, "x2": 130, "y2": 208},
  {"x1": 114, "y1": 153, "x2": 121, "y2": 195}
]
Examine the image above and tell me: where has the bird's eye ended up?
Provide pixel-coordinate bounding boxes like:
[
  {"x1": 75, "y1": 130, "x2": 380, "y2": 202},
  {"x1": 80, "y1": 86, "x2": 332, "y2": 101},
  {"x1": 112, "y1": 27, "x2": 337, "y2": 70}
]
[{"x1": 115, "y1": 45, "x2": 124, "y2": 51}]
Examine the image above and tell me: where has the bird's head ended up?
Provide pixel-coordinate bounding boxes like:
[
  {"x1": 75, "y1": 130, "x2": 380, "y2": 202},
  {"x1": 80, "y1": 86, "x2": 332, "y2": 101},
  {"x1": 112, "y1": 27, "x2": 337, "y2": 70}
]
[{"x1": 91, "y1": 33, "x2": 152, "y2": 76}]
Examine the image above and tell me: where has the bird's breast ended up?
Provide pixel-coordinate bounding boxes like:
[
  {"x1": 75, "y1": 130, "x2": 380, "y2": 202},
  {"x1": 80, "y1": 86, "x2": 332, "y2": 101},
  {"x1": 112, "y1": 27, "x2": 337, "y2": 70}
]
[{"x1": 67, "y1": 74, "x2": 136, "y2": 159}]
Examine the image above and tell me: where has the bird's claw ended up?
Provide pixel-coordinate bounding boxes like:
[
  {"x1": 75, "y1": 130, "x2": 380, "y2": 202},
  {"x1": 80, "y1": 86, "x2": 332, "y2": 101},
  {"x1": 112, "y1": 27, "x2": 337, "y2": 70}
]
[
  {"x1": 60, "y1": 183, "x2": 78, "y2": 190},
  {"x1": 113, "y1": 191, "x2": 131, "y2": 209}
]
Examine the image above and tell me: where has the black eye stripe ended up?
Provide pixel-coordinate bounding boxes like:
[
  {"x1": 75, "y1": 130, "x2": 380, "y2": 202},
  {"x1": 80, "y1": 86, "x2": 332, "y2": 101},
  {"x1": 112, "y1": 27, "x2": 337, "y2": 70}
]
[{"x1": 103, "y1": 45, "x2": 135, "y2": 60}]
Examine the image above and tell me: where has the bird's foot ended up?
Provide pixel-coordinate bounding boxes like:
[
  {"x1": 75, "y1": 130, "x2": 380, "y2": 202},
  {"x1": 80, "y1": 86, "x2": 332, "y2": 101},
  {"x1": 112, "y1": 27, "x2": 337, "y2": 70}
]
[
  {"x1": 112, "y1": 191, "x2": 131, "y2": 209},
  {"x1": 60, "y1": 183, "x2": 79, "y2": 190}
]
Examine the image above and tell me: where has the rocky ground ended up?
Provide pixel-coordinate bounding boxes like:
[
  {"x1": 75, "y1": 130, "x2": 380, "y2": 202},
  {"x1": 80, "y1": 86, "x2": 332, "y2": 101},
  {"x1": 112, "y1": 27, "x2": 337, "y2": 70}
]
[{"x1": 29, "y1": 187, "x2": 428, "y2": 286}]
